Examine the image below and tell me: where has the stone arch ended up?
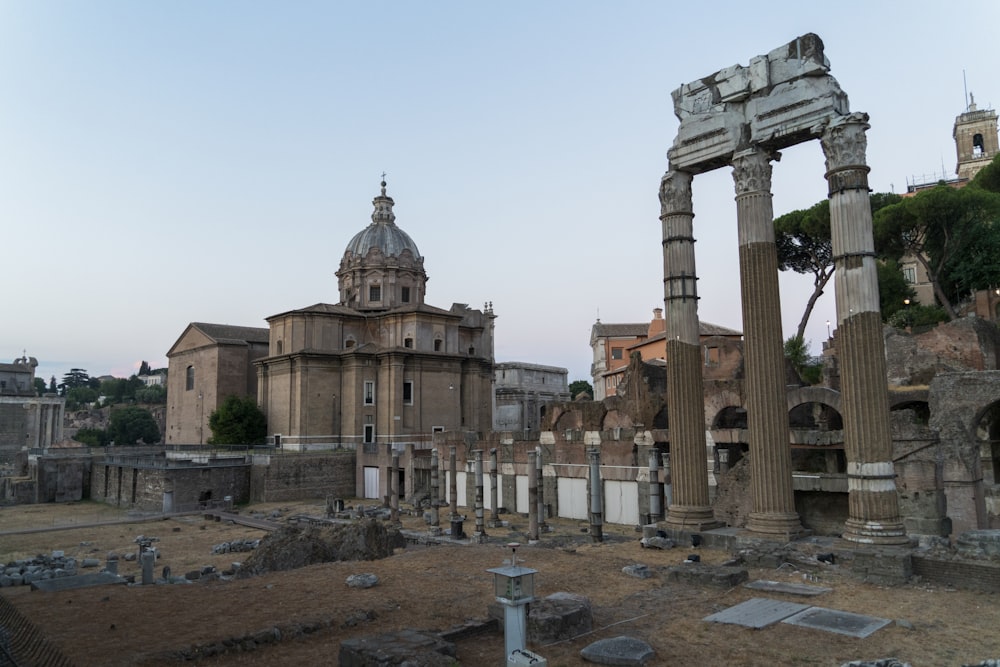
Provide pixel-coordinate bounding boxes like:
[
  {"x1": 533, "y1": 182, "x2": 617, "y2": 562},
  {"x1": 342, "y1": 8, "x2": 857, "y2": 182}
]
[{"x1": 786, "y1": 386, "x2": 844, "y2": 431}]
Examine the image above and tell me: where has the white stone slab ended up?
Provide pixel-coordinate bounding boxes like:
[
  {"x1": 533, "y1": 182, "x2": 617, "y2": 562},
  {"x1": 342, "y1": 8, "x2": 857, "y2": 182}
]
[
  {"x1": 703, "y1": 597, "x2": 811, "y2": 629},
  {"x1": 781, "y1": 606, "x2": 891, "y2": 638},
  {"x1": 744, "y1": 580, "x2": 832, "y2": 596}
]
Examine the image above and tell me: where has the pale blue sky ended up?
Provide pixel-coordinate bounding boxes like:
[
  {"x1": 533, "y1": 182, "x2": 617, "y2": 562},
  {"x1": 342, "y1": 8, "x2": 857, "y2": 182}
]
[{"x1": 2, "y1": 1, "x2": 998, "y2": 385}]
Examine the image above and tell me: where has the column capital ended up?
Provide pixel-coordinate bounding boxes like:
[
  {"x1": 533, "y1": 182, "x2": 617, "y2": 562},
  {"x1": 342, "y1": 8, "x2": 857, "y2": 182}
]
[
  {"x1": 821, "y1": 112, "x2": 871, "y2": 173},
  {"x1": 659, "y1": 170, "x2": 693, "y2": 216},
  {"x1": 731, "y1": 149, "x2": 777, "y2": 196}
]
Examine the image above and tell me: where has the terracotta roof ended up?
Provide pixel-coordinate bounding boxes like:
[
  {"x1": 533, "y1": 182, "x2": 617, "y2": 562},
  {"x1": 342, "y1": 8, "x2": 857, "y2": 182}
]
[{"x1": 592, "y1": 322, "x2": 648, "y2": 337}]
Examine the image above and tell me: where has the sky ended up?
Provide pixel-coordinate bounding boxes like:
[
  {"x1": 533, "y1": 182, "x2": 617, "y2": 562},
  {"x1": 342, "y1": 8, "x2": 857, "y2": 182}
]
[{"x1": 2, "y1": 1, "x2": 998, "y2": 386}]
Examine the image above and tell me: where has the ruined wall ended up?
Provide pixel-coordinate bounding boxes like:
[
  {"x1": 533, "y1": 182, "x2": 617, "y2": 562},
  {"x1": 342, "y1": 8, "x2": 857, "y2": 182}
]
[
  {"x1": 885, "y1": 318, "x2": 1000, "y2": 386},
  {"x1": 91, "y1": 462, "x2": 251, "y2": 511},
  {"x1": 33, "y1": 457, "x2": 91, "y2": 503},
  {"x1": 250, "y1": 451, "x2": 355, "y2": 503}
]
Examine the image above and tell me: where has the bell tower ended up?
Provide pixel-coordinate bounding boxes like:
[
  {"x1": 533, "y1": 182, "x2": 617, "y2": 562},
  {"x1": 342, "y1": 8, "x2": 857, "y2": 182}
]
[{"x1": 954, "y1": 93, "x2": 998, "y2": 181}]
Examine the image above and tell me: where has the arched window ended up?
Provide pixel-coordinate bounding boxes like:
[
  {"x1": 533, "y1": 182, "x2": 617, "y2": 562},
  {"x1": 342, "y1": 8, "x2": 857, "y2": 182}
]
[
  {"x1": 276, "y1": 340, "x2": 283, "y2": 354},
  {"x1": 434, "y1": 339, "x2": 443, "y2": 352},
  {"x1": 973, "y1": 133, "x2": 985, "y2": 157},
  {"x1": 345, "y1": 339, "x2": 356, "y2": 349},
  {"x1": 404, "y1": 337, "x2": 413, "y2": 349},
  {"x1": 185, "y1": 366, "x2": 194, "y2": 391}
]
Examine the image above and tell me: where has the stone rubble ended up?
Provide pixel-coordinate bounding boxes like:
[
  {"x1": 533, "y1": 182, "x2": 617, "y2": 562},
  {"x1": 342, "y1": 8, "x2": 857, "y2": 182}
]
[{"x1": 1, "y1": 552, "x2": 77, "y2": 587}]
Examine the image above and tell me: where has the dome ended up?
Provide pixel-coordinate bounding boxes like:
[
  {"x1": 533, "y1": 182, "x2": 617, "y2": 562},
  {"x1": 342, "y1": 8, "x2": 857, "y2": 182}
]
[{"x1": 343, "y1": 181, "x2": 421, "y2": 260}]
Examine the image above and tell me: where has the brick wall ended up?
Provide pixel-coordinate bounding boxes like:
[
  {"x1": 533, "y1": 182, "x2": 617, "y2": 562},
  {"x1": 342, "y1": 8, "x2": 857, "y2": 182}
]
[
  {"x1": 912, "y1": 556, "x2": 1000, "y2": 593},
  {"x1": 250, "y1": 452, "x2": 356, "y2": 502}
]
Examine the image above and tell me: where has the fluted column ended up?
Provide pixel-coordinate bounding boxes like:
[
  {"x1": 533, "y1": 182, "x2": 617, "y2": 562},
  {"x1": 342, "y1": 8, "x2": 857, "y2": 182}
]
[
  {"x1": 732, "y1": 149, "x2": 804, "y2": 538},
  {"x1": 660, "y1": 170, "x2": 718, "y2": 530},
  {"x1": 821, "y1": 113, "x2": 908, "y2": 545}
]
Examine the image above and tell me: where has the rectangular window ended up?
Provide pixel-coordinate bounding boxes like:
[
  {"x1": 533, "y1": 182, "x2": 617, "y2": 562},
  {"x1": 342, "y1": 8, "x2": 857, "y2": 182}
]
[
  {"x1": 364, "y1": 424, "x2": 375, "y2": 444},
  {"x1": 611, "y1": 347, "x2": 623, "y2": 360},
  {"x1": 403, "y1": 381, "x2": 413, "y2": 405},
  {"x1": 704, "y1": 346, "x2": 720, "y2": 366},
  {"x1": 185, "y1": 366, "x2": 194, "y2": 391},
  {"x1": 902, "y1": 266, "x2": 916, "y2": 284},
  {"x1": 364, "y1": 381, "x2": 374, "y2": 405},
  {"x1": 401, "y1": 286, "x2": 410, "y2": 303},
  {"x1": 369, "y1": 284, "x2": 381, "y2": 302}
]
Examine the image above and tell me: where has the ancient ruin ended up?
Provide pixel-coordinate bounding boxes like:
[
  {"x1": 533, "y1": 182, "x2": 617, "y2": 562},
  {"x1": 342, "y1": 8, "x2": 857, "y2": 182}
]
[{"x1": 661, "y1": 33, "x2": 906, "y2": 544}]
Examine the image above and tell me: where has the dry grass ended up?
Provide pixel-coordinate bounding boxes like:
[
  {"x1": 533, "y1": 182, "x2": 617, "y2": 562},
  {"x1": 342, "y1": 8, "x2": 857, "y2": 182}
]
[{"x1": 2, "y1": 501, "x2": 1000, "y2": 666}]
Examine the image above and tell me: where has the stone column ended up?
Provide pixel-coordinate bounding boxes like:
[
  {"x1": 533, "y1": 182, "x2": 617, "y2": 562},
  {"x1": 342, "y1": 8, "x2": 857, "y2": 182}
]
[
  {"x1": 589, "y1": 449, "x2": 603, "y2": 543},
  {"x1": 449, "y1": 445, "x2": 458, "y2": 520},
  {"x1": 659, "y1": 170, "x2": 718, "y2": 530},
  {"x1": 473, "y1": 449, "x2": 486, "y2": 541},
  {"x1": 535, "y1": 446, "x2": 546, "y2": 531},
  {"x1": 821, "y1": 113, "x2": 908, "y2": 545},
  {"x1": 732, "y1": 148, "x2": 804, "y2": 538},
  {"x1": 430, "y1": 448, "x2": 440, "y2": 527},
  {"x1": 528, "y1": 449, "x2": 539, "y2": 541},
  {"x1": 648, "y1": 449, "x2": 661, "y2": 522},
  {"x1": 488, "y1": 448, "x2": 501, "y2": 527},
  {"x1": 390, "y1": 451, "x2": 399, "y2": 523}
]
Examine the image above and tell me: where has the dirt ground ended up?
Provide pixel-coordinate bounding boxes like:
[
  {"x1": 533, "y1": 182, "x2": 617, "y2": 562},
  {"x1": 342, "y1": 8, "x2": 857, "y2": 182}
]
[{"x1": 2, "y1": 500, "x2": 1000, "y2": 667}]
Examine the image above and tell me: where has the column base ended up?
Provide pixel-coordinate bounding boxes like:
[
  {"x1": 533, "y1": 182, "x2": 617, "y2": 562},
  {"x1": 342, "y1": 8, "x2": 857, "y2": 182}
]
[
  {"x1": 664, "y1": 505, "x2": 722, "y2": 532},
  {"x1": 746, "y1": 511, "x2": 807, "y2": 541},
  {"x1": 842, "y1": 518, "x2": 911, "y2": 546}
]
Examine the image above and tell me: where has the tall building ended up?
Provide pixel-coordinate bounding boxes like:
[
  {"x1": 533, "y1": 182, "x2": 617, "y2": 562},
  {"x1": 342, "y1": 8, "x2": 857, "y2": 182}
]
[
  {"x1": 166, "y1": 181, "x2": 496, "y2": 450},
  {"x1": 901, "y1": 94, "x2": 998, "y2": 305},
  {"x1": 954, "y1": 94, "x2": 998, "y2": 182},
  {"x1": 0, "y1": 355, "x2": 64, "y2": 463},
  {"x1": 256, "y1": 181, "x2": 494, "y2": 450}
]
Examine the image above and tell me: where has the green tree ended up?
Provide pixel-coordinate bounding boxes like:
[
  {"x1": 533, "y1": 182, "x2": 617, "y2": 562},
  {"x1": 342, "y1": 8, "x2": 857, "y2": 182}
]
[
  {"x1": 66, "y1": 386, "x2": 98, "y2": 410},
  {"x1": 74, "y1": 427, "x2": 110, "y2": 447},
  {"x1": 60, "y1": 368, "x2": 90, "y2": 392},
  {"x1": 108, "y1": 406, "x2": 160, "y2": 445},
  {"x1": 138, "y1": 360, "x2": 152, "y2": 377},
  {"x1": 135, "y1": 384, "x2": 167, "y2": 404},
  {"x1": 33, "y1": 377, "x2": 46, "y2": 396},
  {"x1": 208, "y1": 395, "x2": 267, "y2": 445},
  {"x1": 874, "y1": 185, "x2": 1000, "y2": 319},
  {"x1": 568, "y1": 380, "x2": 593, "y2": 400},
  {"x1": 784, "y1": 335, "x2": 822, "y2": 385},
  {"x1": 877, "y1": 259, "x2": 915, "y2": 322},
  {"x1": 971, "y1": 153, "x2": 1000, "y2": 193},
  {"x1": 48, "y1": 376, "x2": 57, "y2": 393},
  {"x1": 775, "y1": 193, "x2": 900, "y2": 341}
]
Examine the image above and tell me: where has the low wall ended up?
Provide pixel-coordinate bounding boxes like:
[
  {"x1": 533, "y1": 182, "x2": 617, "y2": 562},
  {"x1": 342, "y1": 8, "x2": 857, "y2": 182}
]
[{"x1": 250, "y1": 451, "x2": 356, "y2": 503}]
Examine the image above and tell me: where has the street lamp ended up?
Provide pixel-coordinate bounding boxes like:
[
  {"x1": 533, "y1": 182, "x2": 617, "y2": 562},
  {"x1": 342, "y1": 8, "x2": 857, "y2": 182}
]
[{"x1": 487, "y1": 543, "x2": 546, "y2": 666}]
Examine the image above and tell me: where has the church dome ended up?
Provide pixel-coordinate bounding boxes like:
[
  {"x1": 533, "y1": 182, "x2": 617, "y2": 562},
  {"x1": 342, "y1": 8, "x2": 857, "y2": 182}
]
[
  {"x1": 343, "y1": 180, "x2": 421, "y2": 259},
  {"x1": 337, "y1": 180, "x2": 428, "y2": 311}
]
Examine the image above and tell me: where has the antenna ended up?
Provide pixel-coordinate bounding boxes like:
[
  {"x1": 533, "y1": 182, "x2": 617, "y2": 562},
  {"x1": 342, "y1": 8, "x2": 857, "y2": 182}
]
[{"x1": 963, "y1": 70, "x2": 969, "y2": 110}]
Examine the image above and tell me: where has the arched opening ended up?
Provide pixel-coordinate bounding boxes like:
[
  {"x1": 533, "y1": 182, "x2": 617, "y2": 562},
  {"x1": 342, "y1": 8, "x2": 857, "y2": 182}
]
[
  {"x1": 889, "y1": 400, "x2": 930, "y2": 425},
  {"x1": 713, "y1": 406, "x2": 747, "y2": 429},
  {"x1": 404, "y1": 337, "x2": 413, "y2": 349},
  {"x1": 276, "y1": 340, "x2": 283, "y2": 355},
  {"x1": 345, "y1": 338, "x2": 356, "y2": 349},
  {"x1": 788, "y1": 402, "x2": 843, "y2": 430},
  {"x1": 974, "y1": 400, "x2": 1000, "y2": 485},
  {"x1": 973, "y1": 132, "x2": 985, "y2": 157}
]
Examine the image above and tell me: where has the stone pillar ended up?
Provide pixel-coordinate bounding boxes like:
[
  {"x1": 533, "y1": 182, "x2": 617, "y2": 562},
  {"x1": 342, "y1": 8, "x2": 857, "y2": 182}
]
[
  {"x1": 589, "y1": 449, "x2": 603, "y2": 543},
  {"x1": 430, "y1": 448, "x2": 440, "y2": 527},
  {"x1": 535, "y1": 446, "x2": 546, "y2": 531},
  {"x1": 662, "y1": 452, "x2": 673, "y2": 508},
  {"x1": 488, "y1": 448, "x2": 501, "y2": 527},
  {"x1": 390, "y1": 451, "x2": 399, "y2": 523},
  {"x1": 732, "y1": 148, "x2": 804, "y2": 538},
  {"x1": 821, "y1": 113, "x2": 908, "y2": 545},
  {"x1": 449, "y1": 445, "x2": 458, "y2": 520},
  {"x1": 528, "y1": 449, "x2": 539, "y2": 541},
  {"x1": 473, "y1": 449, "x2": 486, "y2": 541},
  {"x1": 648, "y1": 449, "x2": 661, "y2": 522},
  {"x1": 659, "y1": 170, "x2": 718, "y2": 531}
]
